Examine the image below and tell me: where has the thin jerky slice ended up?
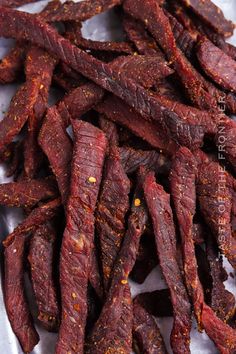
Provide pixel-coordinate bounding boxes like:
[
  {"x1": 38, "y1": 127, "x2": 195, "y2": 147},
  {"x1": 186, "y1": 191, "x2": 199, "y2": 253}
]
[
  {"x1": 135, "y1": 289, "x2": 173, "y2": 317},
  {"x1": 178, "y1": 0, "x2": 234, "y2": 37},
  {"x1": 0, "y1": 42, "x2": 25, "y2": 84},
  {"x1": 39, "y1": 107, "x2": 72, "y2": 204},
  {"x1": 144, "y1": 173, "x2": 191, "y2": 354},
  {"x1": 170, "y1": 147, "x2": 236, "y2": 353},
  {"x1": 197, "y1": 38, "x2": 236, "y2": 93},
  {"x1": 56, "y1": 121, "x2": 107, "y2": 354},
  {"x1": 133, "y1": 300, "x2": 167, "y2": 354},
  {"x1": 28, "y1": 223, "x2": 59, "y2": 331},
  {"x1": 0, "y1": 177, "x2": 58, "y2": 208},
  {"x1": 96, "y1": 145, "x2": 130, "y2": 289},
  {"x1": 41, "y1": 0, "x2": 122, "y2": 22}
]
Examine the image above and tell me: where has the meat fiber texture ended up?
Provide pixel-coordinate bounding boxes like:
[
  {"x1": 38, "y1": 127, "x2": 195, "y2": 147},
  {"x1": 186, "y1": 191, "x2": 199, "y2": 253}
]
[{"x1": 0, "y1": 1, "x2": 235, "y2": 354}]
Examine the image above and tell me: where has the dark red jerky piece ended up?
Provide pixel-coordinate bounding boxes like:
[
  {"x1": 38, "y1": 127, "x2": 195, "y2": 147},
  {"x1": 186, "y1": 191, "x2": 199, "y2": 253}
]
[
  {"x1": 0, "y1": 7, "x2": 217, "y2": 143},
  {"x1": 119, "y1": 147, "x2": 170, "y2": 175},
  {"x1": 0, "y1": 177, "x2": 58, "y2": 208},
  {"x1": 96, "y1": 145, "x2": 130, "y2": 289},
  {"x1": 41, "y1": 0, "x2": 122, "y2": 22},
  {"x1": 170, "y1": 147, "x2": 236, "y2": 352},
  {"x1": 28, "y1": 223, "x2": 59, "y2": 331},
  {"x1": 196, "y1": 156, "x2": 236, "y2": 269},
  {"x1": 195, "y1": 245, "x2": 212, "y2": 304},
  {"x1": 96, "y1": 96, "x2": 179, "y2": 155},
  {"x1": 87, "y1": 169, "x2": 148, "y2": 354},
  {"x1": 0, "y1": 0, "x2": 41, "y2": 7},
  {"x1": 133, "y1": 301, "x2": 167, "y2": 354},
  {"x1": 178, "y1": 0, "x2": 234, "y2": 37},
  {"x1": 39, "y1": 107, "x2": 72, "y2": 205},
  {"x1": 4, "y1": 234, "x2": 39, "y2": 353},
  {"x1": 197, "y1": 39, "x2": 236, "y2": 93},
  {"x1": 206, "y1": 235, "x2": 236, "y2": 322},
  {"x1": 135, "y1": 289, "x2": 173, "y2": 317},
  {"x1": 111, "y1": 55, "x2": 174, "y2": 89},
  {"x1": 144, "y1": 173, "x2": 191, "y2": 354},
  {"x1": 56, "y1": 121, "x2": 107, "y2": 354},
  {"x1": 98, "y1": 115, "x2": 119, "y2": 146},
  {"x1": 0, "y1": 42, "x2": 25, "y2": 84},
  {"x1": 57, "y1": 82, "x2": 105, "y2": 126}
]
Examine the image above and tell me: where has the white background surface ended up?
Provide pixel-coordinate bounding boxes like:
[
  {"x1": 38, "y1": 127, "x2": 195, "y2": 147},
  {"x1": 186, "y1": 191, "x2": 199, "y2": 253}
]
[{"x1": 0, "y1": 1, "x2": 235, "y2": 353}]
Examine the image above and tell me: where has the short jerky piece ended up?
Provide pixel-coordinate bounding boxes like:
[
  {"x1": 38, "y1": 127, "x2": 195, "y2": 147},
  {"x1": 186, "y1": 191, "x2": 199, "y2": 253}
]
[
  {"x1": 111, "y1": 55, "x2": 174, "y2": 89},
  {"x1": 133, "y1": 300, "x2": 167, "y2": 354},
  {"x1": 96, "y1": 145, "x2": 130, "y2": 289},
  {"x1": 56, "y1": 121, "x2": 107, "y2": 354},
  {"x1": 144, "y1": 172, "x2": 191, "y2": 354},
  {"x1": 57, "y1": 82, "x2": 105, "y2": 126},
  {"x1": 170, "y1": 147, "x2": 236, "y2": 353},
  {"x1": 24, "y1": 47, "x2": 57, "y2": 178},
  {"x1": 28, "y1": 223, "x2": 59, "y2": 331},
  {"x1": 0, "y1": 177, "x2": 58, "y2": 208},
  {"x1": 0, "y1": 0, "x2": 41, "y2": 7},
  {"x1": 0, "y1": 42, "x2": 25, "y2": 84},
  {"x1": 39, "y1": 107, "x2": 72, "y2": 204},
  {"x1": 178, "y1": 0, "x2": 234, "y2": 37},
  {"x1": 206, "y1": 234, "x2": 236, "y2": 322},
  {"x1": 41, "y1": 0, "x2": 122, "y2": 22},
  {"x1": 119, "y1": 146, "x2": 170, "y2": 175},
  {"x1": 87, "y1": 169, "x2": 148, "y2": 354},
  {"x1": 0, "y1": 8, "x2": 218, "y2": 147},
  {"x1": 197, "y1": 38, "x2": 236, "y2": 93},
  {"x1": 135, "y1": 289, "x2": 173, "y2": 317}
]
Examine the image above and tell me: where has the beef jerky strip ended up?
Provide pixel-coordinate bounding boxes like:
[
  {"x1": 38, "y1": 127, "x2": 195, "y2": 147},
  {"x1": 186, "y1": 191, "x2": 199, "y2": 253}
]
[
  {"x1": 0, "y1": 42, "x2": 25, "y2": 84},
  {"x1": 135, "y1": 289, "x2": 173, "y2": 317},
  {"x1": 41, "y1": 0, "x2": 122, "y2": 22},
  {"x1": 178, "y1": 0, "x2": 235, "y2": 38},
  {"x1": 0, "y1": 177, "x2": 58, "y2": 208},
  {"x1": 87, "y1": 168, "x2": 148, "y2": 354},
  {"x1": 0, "y1": 0, "x2": 41, "y2": 7},
  {"x1": 96, "y1": 145, "x2": 130, "y2": 290},
  {"x1": 170, "y1": 147, "x2": 236, "y2": 352},
  {"x1": 28, "y1": 223, "x2": 59, "y2": 331},
  {"x1": 3, "y1": 198, "x2": 60, "y2": 352},
  {"x1": 123, "y1": 0, "x2": 217, "y2": 110},
  {"x1": 206, "y1": 235, "x2": 235, "y2": 322},
  {"x1": 133, "y1": 300, "x2": 167, "y2": 354},
  {"x1": 144, "y1": 173, "x2": 191, "y2": 354},
  {"x1": 197, "y1": 38, "x2": 236, "y2": 93},
  {"x1": 0, "y1": 7, "x2": 217, "y2": 146},
  {"x1": 56, "y1": 121, "x2": 107, "y2": 354},
  {"x1": 38, "y1": 107, "x2": 72, "y2": 205}
]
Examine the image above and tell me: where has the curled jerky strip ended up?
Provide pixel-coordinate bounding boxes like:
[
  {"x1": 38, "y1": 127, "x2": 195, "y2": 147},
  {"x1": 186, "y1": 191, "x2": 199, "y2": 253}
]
[
  {"x1": 56, "y1": 121, "x2": 107, "y2": 354},
  {"x1": 0, "y1": 177, "x2": 58, "y2": 208},
  {"x1": 170, "y1": 147, "x2": 236, "y2": 353},
  {"x1": 28, "y1": 222, "x2": 59, "y2": 331},
  {"x1": 0, "y1": 42, "x2": 26, "y2": 84}
]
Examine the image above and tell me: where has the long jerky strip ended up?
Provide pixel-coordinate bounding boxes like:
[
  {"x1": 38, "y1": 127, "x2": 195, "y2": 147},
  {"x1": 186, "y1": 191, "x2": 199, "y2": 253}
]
[
  {"x1": 170, "y1": 147, "x2": 236, "y2": 352},
  {"x1": 56, "y1": 121, "x2": 107, "y2": 354},
  {"x1": 0, "y1": 42, "x2": 25, "y2": 84},
  {"x1": 133, "y1": 300, "x2": 167, "y2": 354},
  {"x1": 144, "y1": 173, "x2": 191, "y2": 354},
  {"x1": 28, "y1": 222, "x2": 59, "y2": 331},
  {"x1": 0, "y1": 177, "x2": 58, "y2": 208},
  {"x1": 96, "y1": 145, "x2": 130, "y2": 289},
  {"x1": 3, "y1": 198, "x2": 60, "y2": 352}
]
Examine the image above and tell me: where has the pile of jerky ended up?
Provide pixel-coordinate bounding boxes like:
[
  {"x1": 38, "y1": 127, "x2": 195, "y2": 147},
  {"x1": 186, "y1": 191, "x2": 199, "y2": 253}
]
[{"x1": 0, "y1": 0, "x2": 236, "y2": 353}]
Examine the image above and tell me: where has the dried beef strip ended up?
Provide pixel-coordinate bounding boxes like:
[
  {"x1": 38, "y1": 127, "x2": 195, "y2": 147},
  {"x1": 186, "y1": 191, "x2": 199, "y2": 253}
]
[
  {"x1": 133, "y1": 300, "x2": 167, "y2": 354},
  {"x1": 96, "y1": 145, "x2": 130, "y2": 289},
  {"x1": 41, "y1": 0, "x2": 122, "y2": 22},
  {"x1": 170, "y1": 147, "x2": 236, "y2": 352},
  {"x1": 135, "y1": 289, "x2": 173, "y2": 317},
  {"x1": 28, "y1": 223, "x2": 59, "y2": 331},
  {"x1": 56, "y1": 121, "x2": 107, "y2": 354},
  {"x1": 197, "y1": 38, "x2": 236, "y2": 93},
  {"x1": 0, "y1": 178, "x2": 58, "y2": 208},
  {"x1": 0, "y1": 7, "x2": 218, "y2": 147},
  {"x1": 119, "y1": 146, "x2": 170, "y2": 175},
  {"x1": 178, "y1": 0, "x2": 234, "y2": 37},
  {"x1": 144, "y1": 172, "x2": 191, "y2": 354},
  {"x1": 0, "y1": 42, "x2": 25, "y2": 84},
  {"x1": 39, "y1": 107, "x2": 72, "y2": 204}
]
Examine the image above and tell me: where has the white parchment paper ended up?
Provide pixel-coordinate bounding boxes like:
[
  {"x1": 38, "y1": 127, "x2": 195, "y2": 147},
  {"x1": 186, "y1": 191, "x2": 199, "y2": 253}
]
[{"x1": 0, "y1": 1, "x2": 235, "y2": 353}]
